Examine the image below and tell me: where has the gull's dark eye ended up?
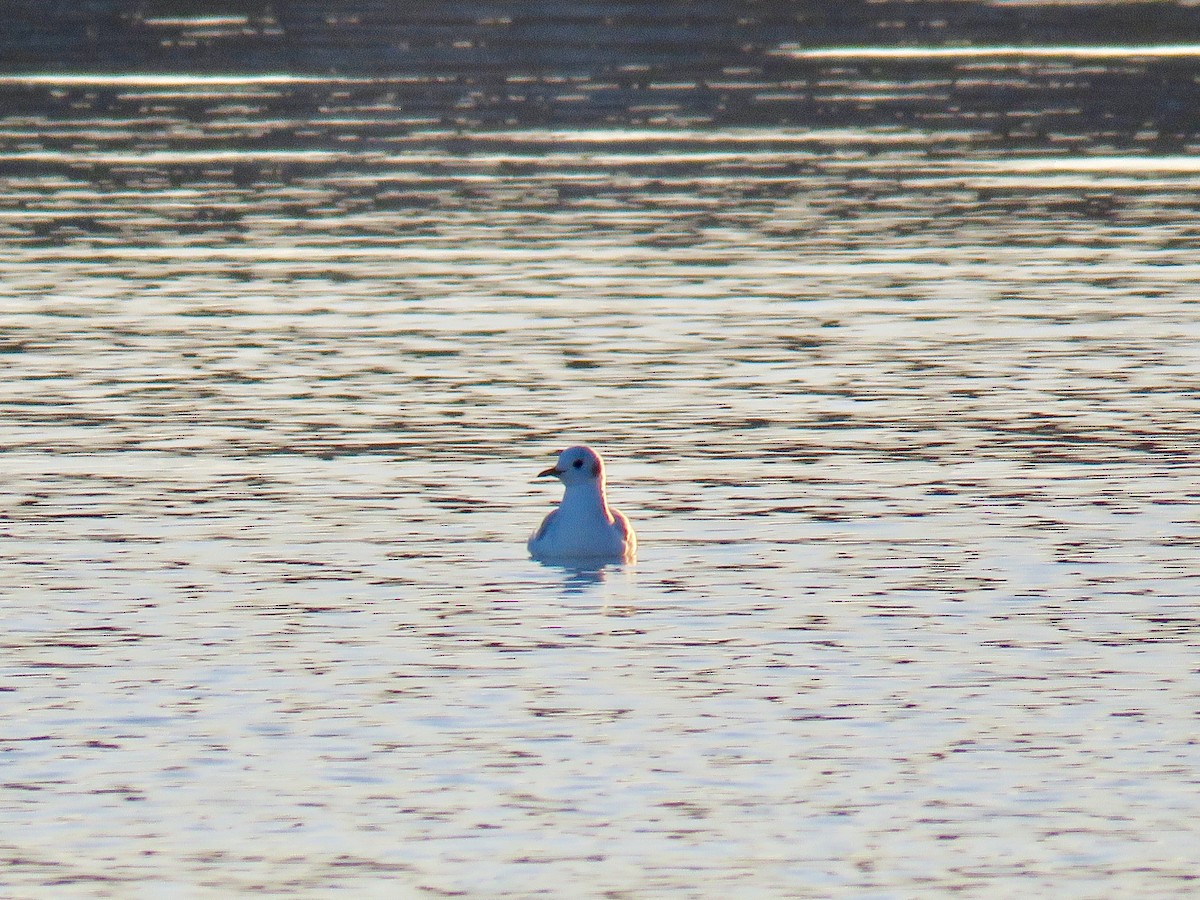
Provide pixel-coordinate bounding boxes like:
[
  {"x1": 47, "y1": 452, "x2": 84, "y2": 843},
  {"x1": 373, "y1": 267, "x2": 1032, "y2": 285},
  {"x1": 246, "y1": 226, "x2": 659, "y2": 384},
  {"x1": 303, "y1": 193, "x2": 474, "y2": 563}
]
[{"x1": 572, "y1": 458, "x2": 583, "y2": 469}]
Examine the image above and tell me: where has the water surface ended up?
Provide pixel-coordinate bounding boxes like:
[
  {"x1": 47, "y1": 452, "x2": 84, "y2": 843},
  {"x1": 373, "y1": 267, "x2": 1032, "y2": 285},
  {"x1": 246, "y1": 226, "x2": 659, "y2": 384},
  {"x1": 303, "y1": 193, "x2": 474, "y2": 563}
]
[{"x1": 1, "y1": 59, "x2": 1198, "y2": 897}]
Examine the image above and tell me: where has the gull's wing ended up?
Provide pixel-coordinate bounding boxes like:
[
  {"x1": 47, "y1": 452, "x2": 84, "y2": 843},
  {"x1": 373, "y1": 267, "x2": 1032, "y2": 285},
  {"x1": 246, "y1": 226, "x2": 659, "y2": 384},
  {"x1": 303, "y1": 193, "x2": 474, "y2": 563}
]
[
  {"x1": 531, "y1": 508, "x2": 558, "y2": 543},
  {"x1": 612, "y1": 508, "x2": 637, "y2": 561}
]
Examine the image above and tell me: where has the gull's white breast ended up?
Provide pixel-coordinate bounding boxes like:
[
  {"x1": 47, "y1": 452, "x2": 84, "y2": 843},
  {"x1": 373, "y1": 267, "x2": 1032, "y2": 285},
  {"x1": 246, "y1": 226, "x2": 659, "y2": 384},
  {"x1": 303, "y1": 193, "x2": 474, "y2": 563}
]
[{"x1": 528, "y1": 503, "x2": 636, "y2": 562}]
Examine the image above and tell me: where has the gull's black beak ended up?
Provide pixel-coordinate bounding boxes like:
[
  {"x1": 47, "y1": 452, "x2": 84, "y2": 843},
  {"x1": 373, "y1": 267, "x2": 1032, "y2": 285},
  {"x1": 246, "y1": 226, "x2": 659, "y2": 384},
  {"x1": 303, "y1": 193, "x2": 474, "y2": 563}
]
[{"x1": 537, "y1": 466, "x2": 561, "y2": 479}]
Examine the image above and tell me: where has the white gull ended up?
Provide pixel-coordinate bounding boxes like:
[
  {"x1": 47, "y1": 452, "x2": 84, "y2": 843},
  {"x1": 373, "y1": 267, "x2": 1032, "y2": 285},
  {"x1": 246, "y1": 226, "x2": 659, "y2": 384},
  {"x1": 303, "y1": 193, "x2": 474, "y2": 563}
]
[{"x1": 528, "y1": 445, "x2": 637, "y2": 564}]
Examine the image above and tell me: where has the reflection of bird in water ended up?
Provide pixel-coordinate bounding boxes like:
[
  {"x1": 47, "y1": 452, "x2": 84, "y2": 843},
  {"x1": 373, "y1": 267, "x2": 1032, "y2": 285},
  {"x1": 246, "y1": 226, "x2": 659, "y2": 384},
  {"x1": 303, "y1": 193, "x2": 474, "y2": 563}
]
[{"x1": 528, "y1": 445, "x2": 637, "y2": 564}]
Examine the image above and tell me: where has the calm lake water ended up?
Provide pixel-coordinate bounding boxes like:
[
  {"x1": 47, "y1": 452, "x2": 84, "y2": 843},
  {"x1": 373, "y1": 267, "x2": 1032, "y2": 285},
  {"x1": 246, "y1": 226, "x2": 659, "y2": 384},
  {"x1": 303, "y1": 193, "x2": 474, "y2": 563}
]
[{"x1": 1, "y1": 51, "x2": 1199, "y2": 897}]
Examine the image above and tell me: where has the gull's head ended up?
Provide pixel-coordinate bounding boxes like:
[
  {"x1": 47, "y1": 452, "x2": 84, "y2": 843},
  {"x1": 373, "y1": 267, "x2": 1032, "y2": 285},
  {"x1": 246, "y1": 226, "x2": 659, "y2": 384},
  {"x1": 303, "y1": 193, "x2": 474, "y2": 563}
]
[{"x1": 537, "y1": 445, "x2": 604, "y2": 486}]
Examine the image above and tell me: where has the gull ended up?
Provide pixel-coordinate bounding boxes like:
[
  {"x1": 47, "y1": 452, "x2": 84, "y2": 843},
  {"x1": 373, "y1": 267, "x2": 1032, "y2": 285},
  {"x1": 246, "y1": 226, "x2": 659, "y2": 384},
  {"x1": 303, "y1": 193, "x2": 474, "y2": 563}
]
[{"x1": 528, "y1": 445, "x2": 637, "y2": 563}]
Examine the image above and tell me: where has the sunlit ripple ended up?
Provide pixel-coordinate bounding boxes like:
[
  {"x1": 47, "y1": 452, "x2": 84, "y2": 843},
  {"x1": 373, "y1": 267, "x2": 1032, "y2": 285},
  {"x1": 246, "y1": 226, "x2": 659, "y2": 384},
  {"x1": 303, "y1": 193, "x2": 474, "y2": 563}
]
[
  {"x1": 0, "y1": 73, "x2": 367, "y2": 86},
  {"x1": 8, "y1": 140, "x2": 1198, "y2": 177},
  {"x1": 777, "y1": 43, "x2": 1200, "y2": 59}
]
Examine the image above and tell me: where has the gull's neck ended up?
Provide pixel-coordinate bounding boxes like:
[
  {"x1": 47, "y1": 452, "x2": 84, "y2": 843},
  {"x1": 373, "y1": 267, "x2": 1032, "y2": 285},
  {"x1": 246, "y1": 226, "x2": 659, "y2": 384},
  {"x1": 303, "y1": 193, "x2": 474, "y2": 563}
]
[{"x1": 561, "y1": 479, "x2": 611, "y2": 517}]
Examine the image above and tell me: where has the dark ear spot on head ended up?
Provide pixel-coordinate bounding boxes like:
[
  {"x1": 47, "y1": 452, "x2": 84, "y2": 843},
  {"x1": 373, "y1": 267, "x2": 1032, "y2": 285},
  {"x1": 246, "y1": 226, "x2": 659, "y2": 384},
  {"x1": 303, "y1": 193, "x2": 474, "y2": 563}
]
[{"x1": 590, "y1": 461, "x2": 601, "y2": 476}]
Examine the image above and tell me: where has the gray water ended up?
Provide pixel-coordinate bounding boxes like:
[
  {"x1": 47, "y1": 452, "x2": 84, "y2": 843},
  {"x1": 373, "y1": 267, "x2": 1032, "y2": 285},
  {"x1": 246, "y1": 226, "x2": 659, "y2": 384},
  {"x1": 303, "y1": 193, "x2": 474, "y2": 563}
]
[{"x1": 1, "y1": 65, "x2": 1199, "y2": 897}]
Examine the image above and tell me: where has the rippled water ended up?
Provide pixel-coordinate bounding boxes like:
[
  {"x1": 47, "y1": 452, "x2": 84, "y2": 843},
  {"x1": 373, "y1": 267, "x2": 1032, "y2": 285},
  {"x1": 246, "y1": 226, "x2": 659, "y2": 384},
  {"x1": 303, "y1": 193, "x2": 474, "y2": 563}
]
[{"x1": 1, "y1": 63, "x2": 1199, "y2": 897}]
